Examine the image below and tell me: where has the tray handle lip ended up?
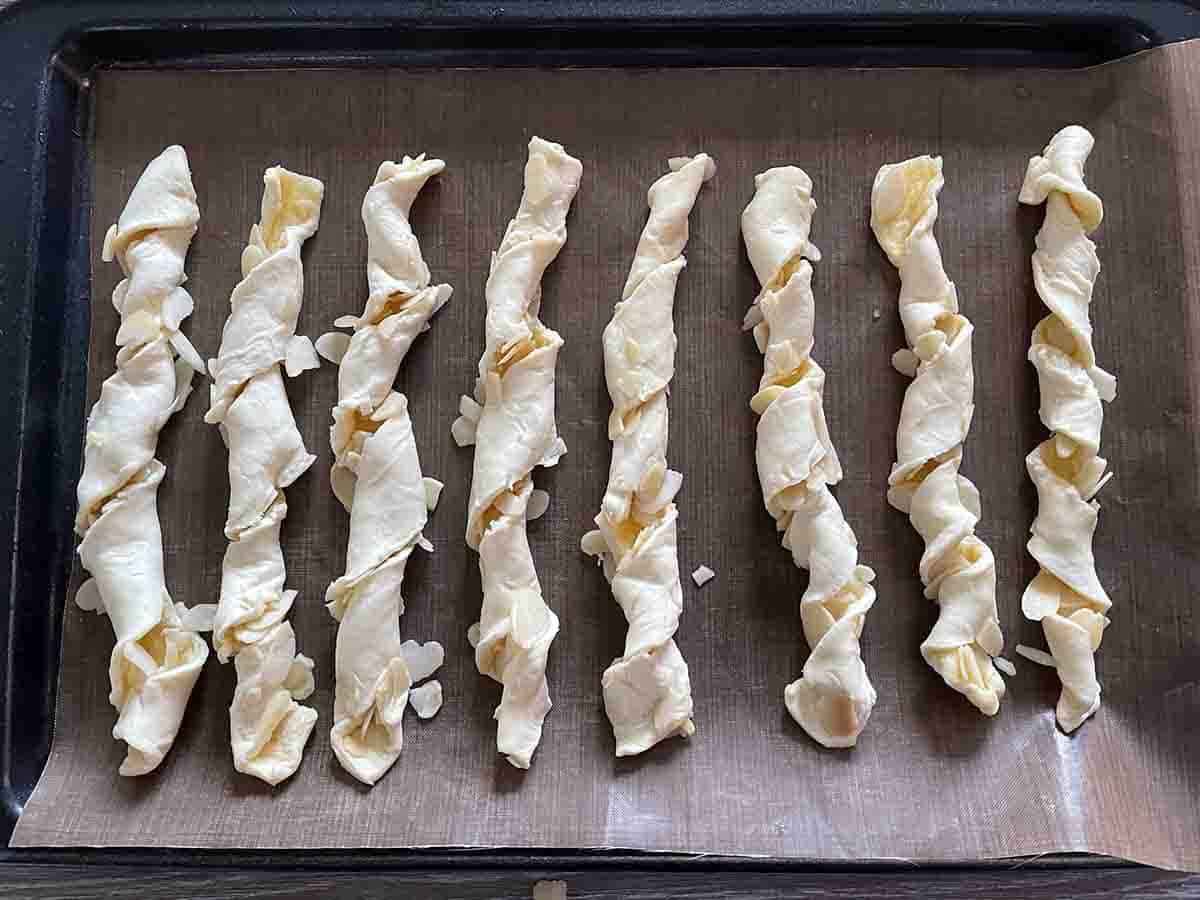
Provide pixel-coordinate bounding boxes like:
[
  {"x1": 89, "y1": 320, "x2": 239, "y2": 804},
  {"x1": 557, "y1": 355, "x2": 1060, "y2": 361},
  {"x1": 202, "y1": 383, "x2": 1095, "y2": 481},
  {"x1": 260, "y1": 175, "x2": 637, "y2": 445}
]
[
  {"x1": 0, "y1": 1, "x2": 95, "y2": 847},
  {"x1": 6, "y1": 0, "x2": 1200, "y2": 79},
  {"x1": 2, "y1": 0, "x2": 1199, "y2": 32},
  {"x1": 0, "y1": 844, "x2": 1142, "y2": 871}
]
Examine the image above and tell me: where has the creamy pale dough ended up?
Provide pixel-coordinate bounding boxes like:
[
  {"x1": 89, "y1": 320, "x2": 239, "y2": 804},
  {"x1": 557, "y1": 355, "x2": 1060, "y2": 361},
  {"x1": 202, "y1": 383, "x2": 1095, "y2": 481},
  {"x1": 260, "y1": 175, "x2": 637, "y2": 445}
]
[
  {"x1": 870, "y1": 156, "x2": 1006, "y2": 715},
  {"x1": 73, "y1": 145, "x2": 210, "y2": 776},
  {"x1": 1018, "y1": 126, "x2": 1114, "y2": 733},
  {"x1": 206, "y1": 167, "x2": 323, "y2": 785},
  {"x1": 581, "y1": 153, "x2": 713, "y2": 757},
  {"x1": 455, "y1": 137, "x2": 581, "y2": 768},
  {"x1": 325, "y1": 155, "x2": 451, "y2": 785},
  {"x1": 742, "y1": 167, "x2": 876, "y2": 747}
]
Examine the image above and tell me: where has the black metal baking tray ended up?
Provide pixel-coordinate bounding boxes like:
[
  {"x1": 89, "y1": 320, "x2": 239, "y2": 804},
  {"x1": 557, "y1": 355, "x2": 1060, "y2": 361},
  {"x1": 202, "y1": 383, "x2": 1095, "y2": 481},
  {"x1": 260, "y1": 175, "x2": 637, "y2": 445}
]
[{"x1": 1, "y1": 0, "x2": 1198, "y2": 883}]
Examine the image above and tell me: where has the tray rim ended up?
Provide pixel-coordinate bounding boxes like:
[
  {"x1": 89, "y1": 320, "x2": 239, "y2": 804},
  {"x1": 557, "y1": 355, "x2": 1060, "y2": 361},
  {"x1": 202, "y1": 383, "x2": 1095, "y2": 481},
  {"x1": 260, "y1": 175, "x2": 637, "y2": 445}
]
[{"x1": 2, "y1": 0, "x2": 1198, "y2": 871}]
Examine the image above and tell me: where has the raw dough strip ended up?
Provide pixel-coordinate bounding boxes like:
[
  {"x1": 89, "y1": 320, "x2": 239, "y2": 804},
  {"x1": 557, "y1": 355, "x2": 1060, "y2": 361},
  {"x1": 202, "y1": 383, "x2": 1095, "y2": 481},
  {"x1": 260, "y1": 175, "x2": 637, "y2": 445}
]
[
  {"x1": 871, "y1": 156, "x2": 1006, "y2": 715},
  {"x1": 74, "y1": 145, "x2": 210, "y2": 776},
  {"x1": 581, "y1": 153, "x2": 714, "y2": 757},
  {"x1": 326, "y1": 156, "x2": 452, "y2": 785},
  {"x1": 455, "y1": 137, "x2": 582, "y2": 768},
  {"x1": 1018, "y1": 126, "x2": 1114, "y2": 732},
  {"x1": 206, "y1": 167, "x2": 323, "y2": 785},
  {"x1": 742, "y1": 167, "x2": 876, "y2": 747}
]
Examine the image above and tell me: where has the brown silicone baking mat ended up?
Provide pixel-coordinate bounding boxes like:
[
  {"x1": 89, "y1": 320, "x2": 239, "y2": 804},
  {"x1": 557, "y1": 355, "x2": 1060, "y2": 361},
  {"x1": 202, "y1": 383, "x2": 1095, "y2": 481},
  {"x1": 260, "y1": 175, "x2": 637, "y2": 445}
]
[{"x1": 12, "y1": 45, "x2": 1200, "y2": 869}]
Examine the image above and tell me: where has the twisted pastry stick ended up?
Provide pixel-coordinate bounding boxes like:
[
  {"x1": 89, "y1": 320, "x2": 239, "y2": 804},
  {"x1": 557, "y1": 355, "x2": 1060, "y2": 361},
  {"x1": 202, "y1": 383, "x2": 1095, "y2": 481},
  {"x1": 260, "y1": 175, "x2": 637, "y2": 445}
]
[
  {"x1": 74, "y1": 145, "x2": 209, "y2": 775},
  {"x1": 206, "y1": 167, "x2": 323, "y2": 784},
  {"x1": 327, "y1": 156, "x2": 451, "y2": 785},
  {"x1": 581, "y1": 153, "x2": 713, "y2": 756},
  {"x1": 742, "y1": 167, "x2": 876, "y2": 747},
  {"x1": 871, "y1": 156, "x2": 1006, "y2": 715},
  {"x1": 454, "y1": 137, "x2": 581, "y2": 768},
  {"x1": 1018, "y1": 126, "x2": 1114, "y2": 732}
]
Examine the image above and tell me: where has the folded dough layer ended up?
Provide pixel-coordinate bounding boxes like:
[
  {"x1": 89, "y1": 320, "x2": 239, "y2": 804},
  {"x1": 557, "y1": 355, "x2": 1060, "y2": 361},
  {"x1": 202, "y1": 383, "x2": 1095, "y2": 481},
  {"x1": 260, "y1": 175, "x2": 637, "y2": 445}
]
[
  {"x1": 742, "y1": 166, "x2": 876, "y2": 748},
  {"x1": 327, "y1": 155, "x2": 451, "y2": 785},
  {"x1": 583, "y1": 153, "x2": 713, "y2": 756},
  {"x1": 871, "y1": 156, "x2": 1006, "y2": 715},
  {"x1": 460, "y1": 137, "x2": 581, "y2": 768},
  {"x1": 1018, "y1": 126, "x2": 1114, "y2": 732},
  {"x1": 74, "y1": 145, "x2": 209, "y2": 776},
  {"x1": 208, "y1": 166, "x2": 323, "y2": 784}
]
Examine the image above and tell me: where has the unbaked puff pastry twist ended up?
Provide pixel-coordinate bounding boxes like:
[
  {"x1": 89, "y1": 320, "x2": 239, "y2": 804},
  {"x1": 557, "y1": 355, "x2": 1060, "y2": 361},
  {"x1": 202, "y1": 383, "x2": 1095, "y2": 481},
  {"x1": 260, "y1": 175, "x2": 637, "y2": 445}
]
[
  {"x1": 1018, "y1": 126, "x2": 1114, "y2": 733},
  {"x1": 326, "y1": 156, "x2": 451, "y2": 785},
  {"x1": 454, "y1": 137, "x2": 581, "y2": 768},
  {"x1": 871, "y1": 156, "x2": 1006, "y2": 715},
  {"x1": 581, "y1": 153, "x2": 713, "y2": 757},
  {"x1": 742, "y1": 167, "x2": 876, "y2": 747},
  {"x1": 206, "y1": 167, "x2": 323, "y2": 785},
  {"x1": 74, "y1": 145, "x2": 210, "y2": 776}
]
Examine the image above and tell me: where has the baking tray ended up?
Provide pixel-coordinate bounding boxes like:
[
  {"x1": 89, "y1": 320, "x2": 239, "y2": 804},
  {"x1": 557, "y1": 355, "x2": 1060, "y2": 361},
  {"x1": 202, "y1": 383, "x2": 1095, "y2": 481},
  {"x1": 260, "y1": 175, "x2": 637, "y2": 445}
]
[{"x1": 1, "y1": 0, "x2": 1198, "y2": 877}]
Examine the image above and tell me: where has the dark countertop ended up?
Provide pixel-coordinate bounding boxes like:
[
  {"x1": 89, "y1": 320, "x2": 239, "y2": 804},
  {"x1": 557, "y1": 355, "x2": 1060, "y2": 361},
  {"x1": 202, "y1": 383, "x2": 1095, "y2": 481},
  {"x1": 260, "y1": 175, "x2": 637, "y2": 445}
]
[{"x1": 5, "y1": 860, "x2": 1200, "y2": 899}]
